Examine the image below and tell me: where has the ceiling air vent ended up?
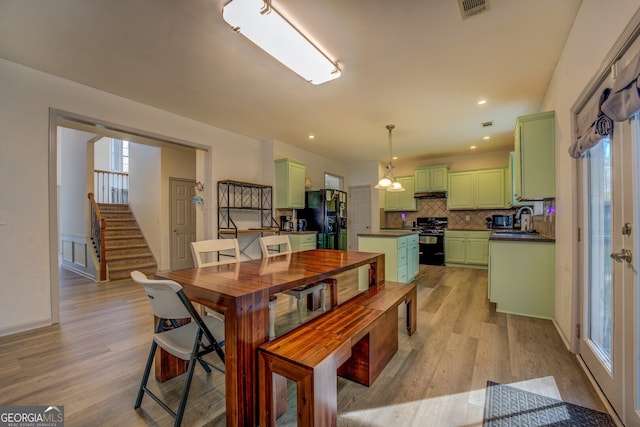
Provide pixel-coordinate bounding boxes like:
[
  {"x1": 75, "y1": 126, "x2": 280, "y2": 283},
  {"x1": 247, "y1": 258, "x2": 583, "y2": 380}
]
[
  {"x1": 482, "y1": 121, "x2": 493, "y2": 128},
  {"x1": 457, "y1": 0, "x2": 490, "y2": 20}
]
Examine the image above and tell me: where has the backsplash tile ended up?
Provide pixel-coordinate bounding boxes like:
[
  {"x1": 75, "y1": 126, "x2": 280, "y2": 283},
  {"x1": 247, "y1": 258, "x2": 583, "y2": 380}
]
[{"x1": 382, "y1": 198, "x2": 556, "y2": 238}]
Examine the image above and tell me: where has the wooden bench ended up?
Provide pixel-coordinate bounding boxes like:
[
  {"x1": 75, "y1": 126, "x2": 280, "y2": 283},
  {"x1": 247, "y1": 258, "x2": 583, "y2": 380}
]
[{"x1": 258, "y1": 281, "x2": 417, "y2": 427}]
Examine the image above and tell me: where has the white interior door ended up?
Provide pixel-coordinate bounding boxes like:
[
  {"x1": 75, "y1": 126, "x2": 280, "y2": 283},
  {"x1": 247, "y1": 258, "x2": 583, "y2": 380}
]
[
  {"x1": 170, "y1": 178, "x2": 196, "y2": 271},
  {"x1": 348, "y1": 185, "x2": 371, "y2": 251}
]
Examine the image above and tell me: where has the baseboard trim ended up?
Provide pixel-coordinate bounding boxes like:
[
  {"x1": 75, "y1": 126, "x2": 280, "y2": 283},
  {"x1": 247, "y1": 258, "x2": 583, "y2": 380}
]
[
  {"x1": 60, "y1": 264, "x2": 95, "y2": 280},
  {"x1": 0, "y1": 319, "x2": 53, "y2": 338}
]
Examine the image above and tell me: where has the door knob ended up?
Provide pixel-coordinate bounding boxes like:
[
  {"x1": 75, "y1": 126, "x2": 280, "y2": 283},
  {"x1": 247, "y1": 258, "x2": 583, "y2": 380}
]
[{"x1": 610, "y1": 249, "x2": 632, "y2": 264}]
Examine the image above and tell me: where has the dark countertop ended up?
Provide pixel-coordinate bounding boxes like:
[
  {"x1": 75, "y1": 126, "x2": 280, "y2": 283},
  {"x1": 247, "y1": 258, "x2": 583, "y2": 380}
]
[
  {"x1": 446, "y1": 227, "x2": 493, "y2": 232},
  {"x1": 489, "y1": 231, "x2": 555, "y2": 243},
  {"x1": 359, "y1": 229, "x2": 419, "y2": 238}
]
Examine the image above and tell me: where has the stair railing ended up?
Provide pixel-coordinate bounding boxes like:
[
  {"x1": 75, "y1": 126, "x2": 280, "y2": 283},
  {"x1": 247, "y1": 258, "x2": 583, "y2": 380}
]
[
  {"x1": 88, "y1": 193, "x2": 107, "y2": 281},
  {"x1": 94, "y1": 169, "x2": 129, "y2": 204}
]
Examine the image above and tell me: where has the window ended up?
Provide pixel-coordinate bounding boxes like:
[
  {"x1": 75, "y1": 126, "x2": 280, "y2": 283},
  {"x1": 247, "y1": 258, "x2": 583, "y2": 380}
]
[
  {"x1": 110, "y1": 139, "x2": 129, "y2": 172},
  {"x1": 324, "y1": 172, "x2": 343, "y2": 190}
]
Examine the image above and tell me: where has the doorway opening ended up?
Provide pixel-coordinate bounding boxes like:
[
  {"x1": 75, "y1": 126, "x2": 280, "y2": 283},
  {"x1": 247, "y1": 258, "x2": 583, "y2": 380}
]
[{"x1": 50, "y1": 109, "x2": 211, "y2": 323}]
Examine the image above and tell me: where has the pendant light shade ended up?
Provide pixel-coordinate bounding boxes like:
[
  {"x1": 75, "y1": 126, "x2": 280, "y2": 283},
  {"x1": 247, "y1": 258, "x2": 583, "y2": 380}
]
[{"x1": 375, "y1": 125, "x2": 405, "y2": 192}]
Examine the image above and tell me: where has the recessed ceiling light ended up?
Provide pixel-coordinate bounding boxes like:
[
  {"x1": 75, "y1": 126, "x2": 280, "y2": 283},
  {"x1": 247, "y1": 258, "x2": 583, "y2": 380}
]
[
  {"x1": 392, "y1": 156, "x2": 398, "y2": 160},
  {"x1": 483, "y1": 136, "x2": 490, "y2": 140},
  {"x1": 308, "y1": 135, "x2": 315, "y2": 140},
  {"x1": 470, "y1": 145, "x2": 477, "y2": 150},
  {"x1": 478, "y1": 100, "x2": 487, "y2": 105}
]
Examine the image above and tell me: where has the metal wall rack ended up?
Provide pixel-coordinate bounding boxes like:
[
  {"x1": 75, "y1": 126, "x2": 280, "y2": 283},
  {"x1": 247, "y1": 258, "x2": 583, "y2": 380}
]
[{"x1": 217, "y1": 180, "x2": 279, "y2": 259}]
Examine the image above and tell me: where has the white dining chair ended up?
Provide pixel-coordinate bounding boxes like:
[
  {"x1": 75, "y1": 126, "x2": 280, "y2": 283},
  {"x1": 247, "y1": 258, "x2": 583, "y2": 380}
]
[
  {"x1": 190, "y1": 239, "x2": 241, "y2": 320},
  {"x1": 130, "y1": 271, "x2": 225, "y2": 427}
]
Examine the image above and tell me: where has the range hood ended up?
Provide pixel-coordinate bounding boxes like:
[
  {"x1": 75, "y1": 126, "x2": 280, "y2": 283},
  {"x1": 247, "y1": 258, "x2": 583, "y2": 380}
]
[{"x1": 414, "y1": 191, "x2": 447, "y2": 199}]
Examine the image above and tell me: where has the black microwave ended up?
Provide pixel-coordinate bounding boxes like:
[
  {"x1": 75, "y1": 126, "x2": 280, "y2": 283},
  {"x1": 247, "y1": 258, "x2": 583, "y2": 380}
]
[{"x1": 492, "y1": 214, "x2": 514, "y2": 229}]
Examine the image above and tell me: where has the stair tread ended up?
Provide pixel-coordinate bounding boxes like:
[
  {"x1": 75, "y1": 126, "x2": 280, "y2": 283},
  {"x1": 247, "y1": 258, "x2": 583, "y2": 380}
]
[
  {"x1": 107, "y1": 253, "x2": 153, "y2": 261},
  {"x1": 109, "y1": 262, "x2": 157, "y2": 272},
  {"x1": 105, "y1": 244, "x2": 148, "y2": 250}
]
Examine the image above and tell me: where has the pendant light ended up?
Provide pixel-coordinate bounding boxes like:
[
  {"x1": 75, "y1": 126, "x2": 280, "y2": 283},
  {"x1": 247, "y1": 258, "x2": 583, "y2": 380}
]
[{"x1": 375, "y1": 124, "x2": 405, "y2": 192}]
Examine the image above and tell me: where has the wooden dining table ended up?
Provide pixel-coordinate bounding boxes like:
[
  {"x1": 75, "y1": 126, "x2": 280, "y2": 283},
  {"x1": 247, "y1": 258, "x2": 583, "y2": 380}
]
[{"x1": 155, "y1": 249, "x2": 385, "y2": 427}]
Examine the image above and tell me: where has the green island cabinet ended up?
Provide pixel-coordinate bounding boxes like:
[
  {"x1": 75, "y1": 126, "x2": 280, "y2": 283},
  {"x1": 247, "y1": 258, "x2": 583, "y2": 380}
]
[
  {"x1": 444, "y1": 230, "x2": 491, "y2": 267},
  {"x1": 447, "y1": 168, "x2": 508, "y2": 210},
  {"x1": 488, "y1": 240, "x2": 555, "y2": 319},
  {"x1": 384, "y1": 175, "x2": 417, "y2": 211},
  {"x1": 285, "y1": 232, "x2": 317, "y2": 252},
  {"x1": 415, "y1": 165, "x2": 448, "y2": 192},
  {"x1": 275, "y1": 158, "x2": 305, "y2": 209},
  {"x1": 514, "y1": 111, "x2": 555, "y2": 200},
  {"x1": 358, "y1": 233, "x2": 419, "y2": 283}
]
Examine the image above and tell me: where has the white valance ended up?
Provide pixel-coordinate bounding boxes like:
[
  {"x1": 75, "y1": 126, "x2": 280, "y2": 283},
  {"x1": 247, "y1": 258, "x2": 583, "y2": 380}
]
[
  {"x1": 601, "y1": 49, "x2": 640, "y2": 121},
  {"x1": 569, "y1": 88, "x2": 614, "y2": 158}
]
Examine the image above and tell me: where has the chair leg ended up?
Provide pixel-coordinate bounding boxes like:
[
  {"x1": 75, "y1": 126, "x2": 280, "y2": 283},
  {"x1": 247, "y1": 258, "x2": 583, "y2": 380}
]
[
  {"x1": 174, "y1": 336, "x2": 201, "y2": 427},
  {"x1": 135, "y1": 341, "x2": 158, "y2": 409},
  {"x1": 269, "y1": 297, "x2": 277, "y2": 340},
  {"x1": 288, "y1": 295, "x2": 295, "y2": 313},
  {"x1": 320, "y1": 285, "x2": 327, "y2": 312},
  {"x1": 296, "y1": 296, "x2": 304, "y2": 324}
]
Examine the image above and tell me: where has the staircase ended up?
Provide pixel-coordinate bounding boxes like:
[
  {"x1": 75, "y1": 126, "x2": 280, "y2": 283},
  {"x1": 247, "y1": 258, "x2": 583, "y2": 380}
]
[{"x1": 98, "y1": 203, "x2": 157, "y2": 281}]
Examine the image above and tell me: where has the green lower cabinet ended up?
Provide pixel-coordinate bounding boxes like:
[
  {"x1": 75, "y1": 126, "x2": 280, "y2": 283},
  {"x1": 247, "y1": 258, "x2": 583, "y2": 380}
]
[
  {"x1": 285, "y1": 232, "x2": 317, "y2": 252},
  {"x1": 358, "y1": 233, "x2": 419, "y2": 283},
  {"x1": 444, "y1": 230, "x2": 491, "y2": 268},
  {"x1": 488, "y1": 240, "x2": 555, "y2": 319}
]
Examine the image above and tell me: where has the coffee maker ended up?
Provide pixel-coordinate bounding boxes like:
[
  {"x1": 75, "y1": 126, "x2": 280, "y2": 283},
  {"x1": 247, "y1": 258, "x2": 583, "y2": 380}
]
[{"x1": 280, "y1": 215, "x2": 293, "y2": 232}]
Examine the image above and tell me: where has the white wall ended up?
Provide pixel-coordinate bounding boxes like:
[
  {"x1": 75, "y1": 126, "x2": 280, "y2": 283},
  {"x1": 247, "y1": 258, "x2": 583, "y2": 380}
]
[
  {"x1": 0, "y1": 58, "x2": 356, "y2": 336},
  {"x1": 129, "y1": 143, "x2": 162, "y2": 269},
  {"x1": 59, "y1": 128, "x2": 93, "y2": 237},
  {"x1": 541, "y1": 0, "x2": 640, "y2": 348}
]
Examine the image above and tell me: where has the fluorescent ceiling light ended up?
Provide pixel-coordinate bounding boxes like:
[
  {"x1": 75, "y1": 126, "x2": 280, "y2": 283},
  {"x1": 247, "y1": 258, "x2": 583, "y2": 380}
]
[{"x1": 223, "y1": 0, "x2": 341, "y2": 85}]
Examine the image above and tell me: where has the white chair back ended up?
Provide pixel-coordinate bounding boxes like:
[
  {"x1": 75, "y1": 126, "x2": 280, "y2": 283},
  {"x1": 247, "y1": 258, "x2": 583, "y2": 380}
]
[
  {"x1": 191, "y1": 239, "x2": 240, "y2": 267},
  {"x1": 259, "y1": 235, "x2": 292, "y2": 258},
  {"x1": 130, "y1": 271, "x2": 191, "y2": 320}
]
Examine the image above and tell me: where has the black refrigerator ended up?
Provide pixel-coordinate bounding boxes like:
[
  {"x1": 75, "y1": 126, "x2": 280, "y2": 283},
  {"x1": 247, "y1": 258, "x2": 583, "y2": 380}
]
[{"x1": 299, "y1": 189, "x2": 347, "y2": 250}]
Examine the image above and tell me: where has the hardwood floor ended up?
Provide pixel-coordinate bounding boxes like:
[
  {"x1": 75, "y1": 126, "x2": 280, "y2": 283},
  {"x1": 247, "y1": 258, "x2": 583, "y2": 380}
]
[{"x1": 0, "y1": 266, "x2": 606, "y2": 426}]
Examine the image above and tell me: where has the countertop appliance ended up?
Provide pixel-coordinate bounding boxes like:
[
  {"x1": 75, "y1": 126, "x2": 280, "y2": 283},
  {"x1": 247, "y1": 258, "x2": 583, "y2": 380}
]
[
  {"x1": 416, "y1": 217, "x2": 448, "y2": 265},
  {"x1": 492, "y1": 214, "x2": 514, "y2": 229},
  {"x1": 297, "y1": 189, "x2": 348, "y2": 250},
  {"x1": 280, "y1": 215, "x2": 293, "y2": 232}
]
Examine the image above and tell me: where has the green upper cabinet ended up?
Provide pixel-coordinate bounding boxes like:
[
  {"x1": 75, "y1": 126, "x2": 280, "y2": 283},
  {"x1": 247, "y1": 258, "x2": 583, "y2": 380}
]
[
  {"x1": 508, "y1": 151, "x2": 529, "y2": 207},
  {"x1": 447, "y1": 171, "x2": 475, "y2": 209},
  {"x1": 275, "y1": 158, "x2": 305, "y2": 209},
  {"x1": 447, "y1": 168, "x2": 508, "y2": 210},
  {"x1": 476, "y1": 168, "x2": 505, "y2": 209},
  {"x1": 415, "y1": 165, "x2": 448, "y2": 192},
  {"x1": 514, "y1": 111, "x2": 555, "y2": 200},
  {"x1": 384, "y1": 175, "x2": 417, "y2": 211}
]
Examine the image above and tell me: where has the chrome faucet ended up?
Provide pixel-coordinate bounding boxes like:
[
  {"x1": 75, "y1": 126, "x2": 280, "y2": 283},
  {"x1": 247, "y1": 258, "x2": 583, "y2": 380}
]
[{"x1": 516, "y1": 206, "x2": 534, "y2": 232}]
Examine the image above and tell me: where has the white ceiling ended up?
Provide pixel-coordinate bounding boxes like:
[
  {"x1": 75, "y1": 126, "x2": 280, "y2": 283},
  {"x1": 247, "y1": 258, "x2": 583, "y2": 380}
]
[{"x1": 0, "y1": 0, "x2": 581, "y2": 164}]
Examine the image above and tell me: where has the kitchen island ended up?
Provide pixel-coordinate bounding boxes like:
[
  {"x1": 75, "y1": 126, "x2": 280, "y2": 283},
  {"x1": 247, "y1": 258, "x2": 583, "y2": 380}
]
[{"x1": 358, "y1": 230, "x2": 419, "y2": 283}]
